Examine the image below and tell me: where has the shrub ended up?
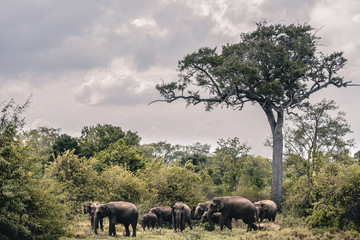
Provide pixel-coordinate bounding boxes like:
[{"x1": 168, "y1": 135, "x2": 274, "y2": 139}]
[
  {"x1": 98, "y1": 165, "x2": 148, "y2": 204},
  {"x1": 306, "y1": 163, "x2": 360, "y2": 230}
]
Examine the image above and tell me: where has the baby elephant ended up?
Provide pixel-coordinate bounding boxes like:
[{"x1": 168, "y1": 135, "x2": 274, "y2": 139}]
[
  {"x1": 141, "y1": 213, "x2": 158, "y2": 231},
  {"x1": 202, "y1": 211, "x2": 221, "y2": 225},
  {"x1": 254, "y1": 200, "x2": 277, "y2": 228}
]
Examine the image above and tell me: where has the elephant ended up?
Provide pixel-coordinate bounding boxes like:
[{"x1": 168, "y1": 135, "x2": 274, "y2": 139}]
[
  {"x1": 93, "y1": 201, "x2": 138, "y2": 237},
  {"x1": 171, "y1": 202, "x2": 193, "y2": 232},
  {"x1": 207, "y1": 196, "x2": 258, "y2": 232},
  {"x1": 202, "y1": 211, "x2": 221, "y2": 225},
  {"x1": 83, "y1": 202, "x2": 103, "y2": 231},
  {"x1": 149, "y1": 206, "x2": 173, "y2": 228},
  {"x1": 141, "y1": 212, "x2": 158, "y2": 231},
  {"x1": 194, "y1": 201, "x2": 211, "y2": 220},
  {"x1": 254, "y1": 200, "x2": 277, "y2": 228}
]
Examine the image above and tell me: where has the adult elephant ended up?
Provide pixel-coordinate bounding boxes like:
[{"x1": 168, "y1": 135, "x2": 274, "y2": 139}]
[
  {"x1": 93, "y1": 201, "x2": 138, "y2": 237},
  {"x1": 141, "y1": 213, "x2": 158, "y2": 231},
  {"x1": 172, "y1": 202, "x2": 193, "y2": 232},
  {"x1": 83, "y1": 202, "x2": 103, "y2": 231},
  {"x1": 254, "y1": 200, "x2": 277, "y2": 227},
  {"x1": 149, "y1": 206, "x2": 172, "y2": 228},
  {"x1": 207, "y1": 196, "x2": 257, "y2": 232},
  {"x1": 194, "y1": 201, "x2": 211, "y2": 220}
]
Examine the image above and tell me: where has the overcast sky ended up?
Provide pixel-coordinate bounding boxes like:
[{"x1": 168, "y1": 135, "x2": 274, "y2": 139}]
[{"x1": 1, "y1": 0, "x2": 359, "y2": 157}]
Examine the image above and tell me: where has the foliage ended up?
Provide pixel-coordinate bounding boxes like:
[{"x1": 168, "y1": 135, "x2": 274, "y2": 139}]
[
  {"x1": 0, "y1": 99, "x2": 67, "y2": 240},
  {"x1": 78, "y1": 124, "x2": 141, "y2": 158},
  {"x1": 43, "y1": 151, "x2": 99, "y2": 212},
  {"x1": 22, "y1": 127, "x2": 61, "y2": 175},
  {"x1": 49, "y1": 134, "x2": 80, "y2": 162},
  {"x1": 97, "y1": 166, "x2": 148, "y2": 204},
  {"x1": 306, "y1": 163, "x2": 360, "y2": 230},
  {"x1": 94, "y1": 139, "x2": 145, "y2": 172},
  {"x1": 282, "y1": 100, "x2": 355, "y2": 220},
  {"x1": 285, "y1": 99, "x2": 354, "y2": 177},
  {"x1": 140, "y1": 162, "x2": 203, "y2": 209},
  {"x1": 239, "y1": 155, "x2": 272, "y2": 189},
  {"x1": 211, "y1": 138, "x2": 251, "y2": 191}
]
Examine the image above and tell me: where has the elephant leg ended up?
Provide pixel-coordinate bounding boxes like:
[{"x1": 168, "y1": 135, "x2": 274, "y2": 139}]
[
  {"x1": 225, "y1": 218, "x2": 232, "y2": 230},
  {"x1": 90, "y1": 215, "x2": 94, "y2": 229},
  {"x1": 131, "y1": 221, "x2": 137, "y2": 237},
  {"x1": 100, "y1": 218, "x2": 104, "y2": 231},
  {"x1": 124, "y1": 224, "x2": 130, "y2": 237},
  {"x1": 188, "y1": 218, "x2": 193, "y2": 230},
  {"x1": 159, "y1": 217, "x2": 163, "y2": 228},
  {"x1": 181, "y1": 213, "x2": 185, "y2": 232},
  {"x1": 219, "y1": 215, "x2": 224, "y2": 231},
  {"x1": 109, "y1": 222, "x2": 115, "y2": 236}
]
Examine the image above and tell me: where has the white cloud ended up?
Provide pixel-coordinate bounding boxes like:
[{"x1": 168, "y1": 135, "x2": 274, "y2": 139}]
[
  {"x1": 74, "y1": 57, "x2": 174, "y2": 106},
  {"x1": 132, "y1": 16, "x2": 156, "y2": 27}
]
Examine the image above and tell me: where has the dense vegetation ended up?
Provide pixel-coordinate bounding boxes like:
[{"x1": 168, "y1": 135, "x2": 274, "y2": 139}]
[{"x1": 1, "y1": 97, "x2": 359, "y2": 240}]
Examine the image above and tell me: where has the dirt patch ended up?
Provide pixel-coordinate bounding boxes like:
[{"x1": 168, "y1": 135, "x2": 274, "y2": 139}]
[{"x1": 259, "y1": 223, "x2": 281, "y2": 231}]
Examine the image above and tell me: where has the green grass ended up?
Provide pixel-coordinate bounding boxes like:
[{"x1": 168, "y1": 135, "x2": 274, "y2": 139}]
[{"x1": 61, "y1": 214, "x2": 360, "y2": 240}]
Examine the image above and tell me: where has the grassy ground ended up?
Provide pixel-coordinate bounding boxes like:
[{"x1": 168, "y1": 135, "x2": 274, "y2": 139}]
[{"x1": 61, "y1": 214, "x2": 360, "y2": 240}]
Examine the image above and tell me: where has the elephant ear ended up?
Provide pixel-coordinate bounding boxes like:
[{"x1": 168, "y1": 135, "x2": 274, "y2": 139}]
[
  {"x1": 209, "y1": 203, "x2": 217, "y2": 211},
  {"x1": 262, "y1": 204, "x2": 268, "y2": 211},
  {"x1": 218, "y1": 201, "x2": 226, "y2": 211},
  {"x1": 104, "y1": 204, "x2": 112, "y2": 216}
]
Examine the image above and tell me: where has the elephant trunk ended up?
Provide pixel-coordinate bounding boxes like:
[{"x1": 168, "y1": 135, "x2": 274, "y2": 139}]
[{"x1": 194, "y1": 209, "x2": 200, "y2": 220}]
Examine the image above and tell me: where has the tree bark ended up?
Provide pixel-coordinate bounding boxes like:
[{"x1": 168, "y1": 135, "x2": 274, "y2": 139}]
[
  {"x1": 262, "y1": 106, "x2": 284, "y2": 208},
  {"x1": 271, "y1": 114, "x2": 283, "y2": 209}
]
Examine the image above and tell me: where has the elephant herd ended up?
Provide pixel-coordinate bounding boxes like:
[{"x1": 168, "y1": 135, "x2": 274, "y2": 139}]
[{"x1": 83, "y1": 196, "x2": 277, "y2": 237}]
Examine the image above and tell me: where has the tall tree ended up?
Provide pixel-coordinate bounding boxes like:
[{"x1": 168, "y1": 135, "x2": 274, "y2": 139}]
[{"x1": 152, "y1": 22, "x2": 353, "y2": 206}]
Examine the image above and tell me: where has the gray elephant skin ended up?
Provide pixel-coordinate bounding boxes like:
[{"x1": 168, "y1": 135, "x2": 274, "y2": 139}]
[
  {"x1": 93, "y1": 201, "x2": 138, "y2": 237},
  {"x1": 172, "y1": 202, "x2": 193, "y2": 232},
  {"x1": 141, "y1": 212, "x2": 157, "y2": 231},
  {"x1": 194, "y1": 201, "x2": 211, "y2": 220},
  {"x1": 208, "y1": 196, "x2": 258, "y2": 232},
  {"x1": 254, "y1": 200, "x2": 277, "y2": 227},
  {"x1": 202, "y1": 211, "x2": 221, "y2": 224},
  {"x1": 83, "y1": 202, "x2": 103, "y2": 231},
  {"x1": 149, "y1": 206, "x2": 172, "y2": 228}
]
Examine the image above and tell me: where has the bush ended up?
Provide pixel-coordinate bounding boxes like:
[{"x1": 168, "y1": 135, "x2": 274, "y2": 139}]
[
  {"x1": 306, "y1": 163, "x2": 360, "y2": 230},
  {"x1": 140, "y1": 162, "x2": 203, "y2": 209},
  {"x1": 43, "y1": 151, "x2": 99, "y2": 212},
  {"x1": 98, "y1": 165, "x2": 148, "y2": 204}
]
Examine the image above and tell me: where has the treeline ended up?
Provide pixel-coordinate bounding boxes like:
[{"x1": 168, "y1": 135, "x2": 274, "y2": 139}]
[{"x1": 1, "y1": 99, "x2": 359, "y2": 239}]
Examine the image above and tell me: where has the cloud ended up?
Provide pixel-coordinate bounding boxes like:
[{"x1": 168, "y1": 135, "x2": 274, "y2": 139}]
[{"x1": 74, "y1": 57, "x2": 173, "y2": 106}]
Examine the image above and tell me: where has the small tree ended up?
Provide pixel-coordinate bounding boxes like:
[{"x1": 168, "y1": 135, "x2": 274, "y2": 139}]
[
  {"x1": 94, "y1": 139, "x2": 145, "y2": 172},
  {"x1": 285, "y1": 99, "x2": 354, "y2": 180},
  {"x1": 213, "y1": 137, "x2": 250, "y2": 191},
  {"x1": 79, "y1": 124, "x2": 141, "y2": 158},
  {"x1": 152, "y1": 21, "x2": 353, "y2": 206}
]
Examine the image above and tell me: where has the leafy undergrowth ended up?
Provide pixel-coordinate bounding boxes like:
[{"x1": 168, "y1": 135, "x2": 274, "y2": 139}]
[{"x1": 61, "y1": 215, "x2": 360, "y2": 240}]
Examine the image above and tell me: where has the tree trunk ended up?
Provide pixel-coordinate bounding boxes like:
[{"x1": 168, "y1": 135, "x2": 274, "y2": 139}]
[
  {"x1": 262, "y1": 106, "x2": 284, "y2": 208},
  {"x1": 271, "y1": 117, "x2": 283, "y2": 208}
]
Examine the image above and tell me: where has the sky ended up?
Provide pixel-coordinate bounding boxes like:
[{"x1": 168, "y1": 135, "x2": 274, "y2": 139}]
[{"x1": 1, "y1": 0, "x2": 359, "y2": 158}]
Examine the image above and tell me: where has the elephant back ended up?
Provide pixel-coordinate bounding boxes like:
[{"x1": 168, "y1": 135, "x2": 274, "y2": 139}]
[{"x1": 108, "y1": 201, "x2": 139, "y2": 222}]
